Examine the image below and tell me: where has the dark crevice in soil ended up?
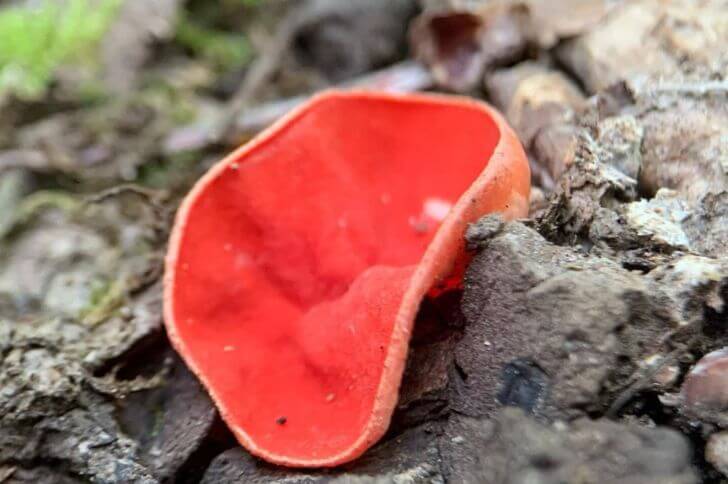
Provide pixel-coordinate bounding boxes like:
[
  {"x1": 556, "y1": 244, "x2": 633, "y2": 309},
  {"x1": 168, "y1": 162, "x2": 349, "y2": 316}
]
[
  {"x1": 174, "y1": 417, "x2": 238, "y2": 484},
  {"x1": 496, "y1": 358, "x2": 549, "y2": 415},
  {"x1": 453, "y1": 360, "x2": 469, "y2": 383},
  {"x1": 686, "y1": 428, "x2": 723, "y2": 484},
  {"x1": 93, "y1": 329, "x2": 167, "y2": 378}
]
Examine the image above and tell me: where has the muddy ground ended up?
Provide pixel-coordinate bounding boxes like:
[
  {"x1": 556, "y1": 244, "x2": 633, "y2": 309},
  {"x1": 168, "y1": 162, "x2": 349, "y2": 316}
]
[{"x1": 0, "y1": 0, "x2": 727, "y2": 482}]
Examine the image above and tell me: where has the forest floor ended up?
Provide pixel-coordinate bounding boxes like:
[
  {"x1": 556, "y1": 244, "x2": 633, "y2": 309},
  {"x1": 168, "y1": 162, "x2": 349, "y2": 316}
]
[{"x1": 0, "y1": 0, "x2": 727, "y2": 482}]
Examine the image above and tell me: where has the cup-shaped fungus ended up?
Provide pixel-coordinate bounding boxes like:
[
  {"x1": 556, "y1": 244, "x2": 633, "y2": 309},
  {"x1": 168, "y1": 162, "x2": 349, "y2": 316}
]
[{"x1": 164, "y1": 91, "x2": 530, "y2": 467}]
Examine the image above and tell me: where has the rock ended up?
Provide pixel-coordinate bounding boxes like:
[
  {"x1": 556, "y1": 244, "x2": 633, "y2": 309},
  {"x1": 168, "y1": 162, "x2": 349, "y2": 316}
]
[
  {"x1": 705, "y1": 431, "x2": 728, "y2": 478},
  {"x1": 637, "y1": 90, "x2": 728, "y2": 203},
  {"x1": 595, "y1": 115, "x2": 643, "y2": 180},
  {"x1": 394, "y1": 329, "x2": 458, "y2": 429},
  {"x1": 556, "y1": 1, "x2": 670, "y2": 94},
  {"x1": 460, "y1": 221, "x2": 660, "y2": 418},
  {"x1": 556, "y1": 0, "x2": 727, "y2": 94},
  {"x1": 680, "y1": 347, "x2": 728, "y2": 427},
  {"x1": 115, "y1": 352, "x2": 217, "y2": 481},
  {"x1": 463, "y1": 213, "x2": 728, "y2": 422},
  {"x1": 439, "y1": 414, "x2": 498, "y2": 483},
  {"x1": 550, "y1": 98, "x2": 725, "y2": 258},
  {"x1": 486, "y1": 62, "x2": 585, "y2": 149},
  {"x1": 568, "y1": 60, "x2": 727, "y2": 207},
  {"x1": 333, "y1": 425, "x2": 443, "y2": 483},
  {"x1": 652, "y1": 362, "x2": 681, "y2": 390},
  {"x1": 442, "y1": 408, "x2": 697, "y2": 483},
  {"x1": 201, "y1": 424, "x2": 442, "y2": 483},
  {"x1": 485, "y1": 61, "x2": 586, "y2": 185},
  {"x1": 0, "y1": 189, "x2": 171, "y2": 481},
  {"x1": 529, "y1": 187, "x2": 549, "y2": 216},
  {"x1": 0, "y1": 192, "x2": 166, "y2": 370},
  {"x1": 293, "y1": 0, "x2": 417, "y2": 82},
  {"x1": 0, "y1": 219, "x2": 106, "y2": 314},
  {"x1": 534, "y1": 104, "x2": 719, "y2": 261},
  {"x1": 683, "y1": 192, "x2": 728, "y2": 258},
  {"x1": 201, "y1": 448, "x2": 317, "y2": 483},
  {"x1": 531, "y1": 123, "x2": 582, "y2": 183},
  {"x1": 1, "y1": 466, "x2": 85, "y2": 483},
  {"x1": 518, "y1": 0, "x2": 616, "y2": 49},
  {"x1": 0, "y1": 342, "x2": 156, "y2": 483},
  {"x1": 646, "y1": 255, "x2": 727, "y2": 331},
  {"x1": 465, "y1": 214, "x2": 504, "y2": 249},
  {"x1": 620, "y1": 189, "x2": 691, "y2": 250},
  {"x1": 537, "y1": 134, "x2": 639, "y2": 245}
]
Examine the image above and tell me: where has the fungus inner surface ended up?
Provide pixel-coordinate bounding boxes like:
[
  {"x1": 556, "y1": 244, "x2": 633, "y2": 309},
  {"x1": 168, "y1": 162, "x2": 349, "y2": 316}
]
[{"x1": 170, "y1": 96, "x2": 500, "y2": 460}]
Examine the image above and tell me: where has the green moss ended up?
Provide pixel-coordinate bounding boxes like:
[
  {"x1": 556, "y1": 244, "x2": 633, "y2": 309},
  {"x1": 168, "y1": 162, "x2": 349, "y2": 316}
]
[
  {"x1": 80, "y1": 278, "x2": 126, "y2": 326},
  {"x1": 228, "y1": 0, "x2": 264, "y2": 6},
  {"x1": 15, "y1": 191, "x2": 82, "y2": 222},
  {"x1": 0, "y1": 190, "x2": 83, "y2": 243},
  {"x1": 175, "y1": 12, "x2": 252, "y2": 71},
  {"x1": 137, "y1": 152, "x2": 199, "y2": 190},
  {"x1": 140, "y1": 83, "x2": 198, "y2": 125},
  {"x1": 0, "y1": 0, "x2": 121, "y2": 100}
]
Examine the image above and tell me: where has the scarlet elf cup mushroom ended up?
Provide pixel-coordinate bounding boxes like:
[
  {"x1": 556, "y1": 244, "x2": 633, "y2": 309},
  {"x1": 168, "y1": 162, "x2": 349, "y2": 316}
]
[{"x1": 164, "y1": 91, "x2": 530, "y2": 467}]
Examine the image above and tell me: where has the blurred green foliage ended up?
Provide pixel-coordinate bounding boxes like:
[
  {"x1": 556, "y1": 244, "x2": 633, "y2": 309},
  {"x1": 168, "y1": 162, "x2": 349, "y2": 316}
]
[
  {"x1": 231, "y1": 0, "x2": 263, "y2": 6},
  {"x1": 0, "y1": 0, "x2": 120, "y2": 100},
  {"x1": 175, "y1": 13, "x2": 252, "y2": 71}
]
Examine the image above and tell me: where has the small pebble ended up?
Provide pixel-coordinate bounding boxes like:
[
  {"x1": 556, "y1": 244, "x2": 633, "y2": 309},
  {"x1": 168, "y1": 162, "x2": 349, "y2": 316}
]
[
  {"x1": 681, "y1": 347, "x2": 728, "y2": 411},
  {"x1": 653, "y1": 364, "x2": 680, "y2": 388},
  {"x1": 706, "y1": 431, "x2": 728, "y2": 477}
]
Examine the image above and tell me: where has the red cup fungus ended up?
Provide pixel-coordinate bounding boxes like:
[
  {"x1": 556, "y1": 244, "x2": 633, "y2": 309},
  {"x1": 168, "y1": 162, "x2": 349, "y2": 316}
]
[{"x1": 164, "y1": 90, "x2": 530, "y2": 467}]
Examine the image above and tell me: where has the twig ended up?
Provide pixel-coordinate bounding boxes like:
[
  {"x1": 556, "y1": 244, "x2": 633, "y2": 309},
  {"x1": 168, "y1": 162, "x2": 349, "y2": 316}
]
[
  {"x1": 649, "y1": 80, "x2": 728, "y2": 95},
  {"x1": 606, "y1": 342, "x2": 690, "y2": 418},
  {"x1": 83, "y1": 183, "x2": 167, "y2": 205},
  {"x1": 83, "y1": 184, "x2": 171, "y2": 237},
  {"x1": 216, "y1": 4, "x2": 304, "y2": 141},
  {"x1": 606, "y1": 359, "x2": 667, "y2": 417}
]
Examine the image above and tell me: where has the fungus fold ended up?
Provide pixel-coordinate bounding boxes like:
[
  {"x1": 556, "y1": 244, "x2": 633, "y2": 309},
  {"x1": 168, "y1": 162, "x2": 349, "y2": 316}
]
[{"x1": 164, "y1": 91, "x2": 530, "y2": 467}]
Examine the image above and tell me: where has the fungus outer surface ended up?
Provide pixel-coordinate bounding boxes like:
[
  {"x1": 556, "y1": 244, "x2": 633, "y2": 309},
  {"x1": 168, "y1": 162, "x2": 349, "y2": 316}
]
[{"x1": 164, "y1": 91, "x2": 530, "y2": 467}]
